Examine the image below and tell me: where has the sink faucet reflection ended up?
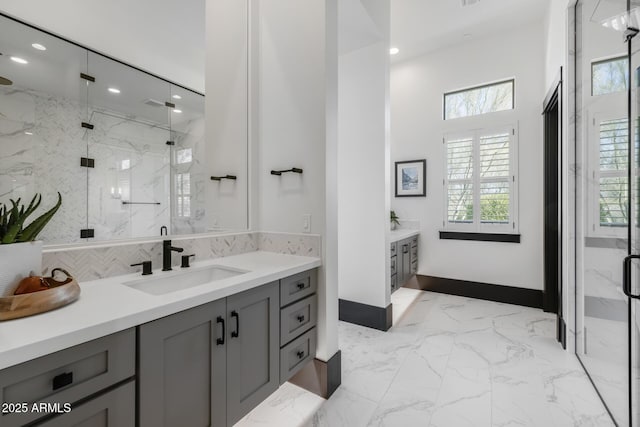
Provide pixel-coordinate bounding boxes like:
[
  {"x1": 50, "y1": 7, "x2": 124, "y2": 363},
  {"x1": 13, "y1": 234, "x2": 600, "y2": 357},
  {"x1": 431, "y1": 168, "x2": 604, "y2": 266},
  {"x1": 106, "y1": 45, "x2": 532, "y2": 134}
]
[
  {"x1": 162, "y1": 239, "x2": 184, "y2": 271},
  {"x1": 160, "y1": 226, "x2": 168, "y2": 236}
]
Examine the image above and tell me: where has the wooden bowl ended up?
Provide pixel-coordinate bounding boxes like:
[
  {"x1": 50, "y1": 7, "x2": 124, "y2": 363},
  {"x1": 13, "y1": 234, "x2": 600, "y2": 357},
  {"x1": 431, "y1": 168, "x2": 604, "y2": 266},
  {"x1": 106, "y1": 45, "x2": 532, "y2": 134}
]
[{"x1": 0, "y1": 279, "x2": 81, "y2": 321}]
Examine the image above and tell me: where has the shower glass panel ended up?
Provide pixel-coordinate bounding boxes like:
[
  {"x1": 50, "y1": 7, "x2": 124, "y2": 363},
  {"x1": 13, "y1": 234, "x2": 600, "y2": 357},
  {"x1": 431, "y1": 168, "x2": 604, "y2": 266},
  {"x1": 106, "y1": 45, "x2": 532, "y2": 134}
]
[
  {"x1": 86, "y1": 52, "x2": 172, "y2": 241},
  {"x1": 169, "y1": 85, "x2": 207, "y2": 235},
  {"x1": 576, "y1": 0, "x2": 632, "y2": 425},
  {"x1": 0, "y1": 15, "x2": 89, "y2": 244}
]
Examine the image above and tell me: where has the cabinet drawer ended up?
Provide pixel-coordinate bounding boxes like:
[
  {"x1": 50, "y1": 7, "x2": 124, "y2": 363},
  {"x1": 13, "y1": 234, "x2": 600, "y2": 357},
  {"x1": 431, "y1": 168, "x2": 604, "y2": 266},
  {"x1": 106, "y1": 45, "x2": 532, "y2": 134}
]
[
  {"x1": 33, "y1": 380, "x2": 135, "y2": 427},
  {"x1": 390, "y1": 255, "x2": 397, "y2": 275},
  {"x1": 280, "y1": 295, "x2": 317, "y2": 346},
  {"x1": 280, "y1": 269, "x2": 317, "y2": 307},
  {"x1": 391, "y1": 274, "x2": 397, "y2": 292},
  {"x1": 0, "y1": 329, "x2": 135, "y2": 427},
  {"x1": 390, "y1": 242, "x2": 397, "y2": 256},
  {"x1": 411, "y1": 260, "x2": 418, "y2": 275},
  {"x1": 280, "y1": 328, "x2": 317, "y2": 384},
  {"x1": 411, "y1": 237, "x2": 418, "y2": 248},
  {"x1": 411, "y1": 245, "x2": 418, "y2": 261}
]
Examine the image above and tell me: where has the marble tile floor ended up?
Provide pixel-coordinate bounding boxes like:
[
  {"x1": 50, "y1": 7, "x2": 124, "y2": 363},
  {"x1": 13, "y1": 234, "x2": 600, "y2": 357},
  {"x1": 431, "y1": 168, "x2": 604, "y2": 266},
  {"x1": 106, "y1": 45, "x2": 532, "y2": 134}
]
[{"x1": 236, "y1": 288, "x2": 614, "y2": 427}]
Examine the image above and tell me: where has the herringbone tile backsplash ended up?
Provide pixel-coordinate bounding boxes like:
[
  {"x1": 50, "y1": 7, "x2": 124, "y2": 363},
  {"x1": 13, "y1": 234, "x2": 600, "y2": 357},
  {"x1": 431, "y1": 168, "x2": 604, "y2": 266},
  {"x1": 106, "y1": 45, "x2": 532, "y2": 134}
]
[{"x1": 42, "y1": 232, "x2": 321, "y2": 282}]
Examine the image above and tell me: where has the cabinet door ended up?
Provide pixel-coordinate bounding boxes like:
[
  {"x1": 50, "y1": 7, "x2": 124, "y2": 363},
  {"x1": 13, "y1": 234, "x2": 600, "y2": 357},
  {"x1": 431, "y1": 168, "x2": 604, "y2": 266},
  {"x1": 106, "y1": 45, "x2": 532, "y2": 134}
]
[
  {"x1": 226, "y1": 281, "x2": 279, "y2": 425},
  {"x1": 400, "y1": 240, "x2": 411, "y2": 285},
  {"x1": 33, "y1": 381, "x2": 135, "y2": 427},
  {"x1": 138, "y1": 299, "x2": 227, "y2": 427}
]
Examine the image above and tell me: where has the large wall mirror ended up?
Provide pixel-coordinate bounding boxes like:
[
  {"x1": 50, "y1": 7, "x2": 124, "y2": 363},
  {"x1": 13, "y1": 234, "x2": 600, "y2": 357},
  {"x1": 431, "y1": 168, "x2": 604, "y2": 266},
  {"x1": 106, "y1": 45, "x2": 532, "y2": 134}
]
[{"x1": 0, "y1": 9, "x2": 248, "y2": 245}]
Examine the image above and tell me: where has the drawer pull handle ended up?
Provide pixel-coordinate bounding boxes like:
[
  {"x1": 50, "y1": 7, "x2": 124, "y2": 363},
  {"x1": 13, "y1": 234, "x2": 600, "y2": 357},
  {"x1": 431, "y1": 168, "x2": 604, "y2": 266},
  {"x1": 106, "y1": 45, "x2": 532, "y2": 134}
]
[
  {"x1": 231, "y1": 311, "x2": 240, "y2": 338},
  {"x1": 297, "y1": 315, "x2": 305, "y2": 323},
  {"x1": 296, "y1": 351, "x2": 305, "y2": 359},
  {"x1": 52, "y1": 372, "x2": 73, "y2": 390},
  {"x1": 296, "y1": 282, "x2": 305, "y2": 290},
  {"x1": 216, "y1": 316, "x2": 225, "y2": 345}
]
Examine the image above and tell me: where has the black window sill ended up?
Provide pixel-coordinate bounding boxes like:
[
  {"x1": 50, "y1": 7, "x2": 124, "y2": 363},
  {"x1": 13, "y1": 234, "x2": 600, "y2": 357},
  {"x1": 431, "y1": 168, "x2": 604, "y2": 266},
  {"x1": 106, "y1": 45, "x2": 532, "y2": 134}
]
[{"x1": 439, "y1": 231, "x2": 521, "y2": 243}]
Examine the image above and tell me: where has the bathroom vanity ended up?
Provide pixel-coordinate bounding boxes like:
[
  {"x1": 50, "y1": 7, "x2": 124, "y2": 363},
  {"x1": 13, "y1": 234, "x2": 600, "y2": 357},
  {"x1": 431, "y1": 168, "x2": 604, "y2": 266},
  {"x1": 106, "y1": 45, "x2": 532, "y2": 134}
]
[
  {"x1": 389, "y1": 230, "x2": 419, "y2": 294},
  {"x1": 0, "y1": 251, "x2": 320, "y2": 427}
]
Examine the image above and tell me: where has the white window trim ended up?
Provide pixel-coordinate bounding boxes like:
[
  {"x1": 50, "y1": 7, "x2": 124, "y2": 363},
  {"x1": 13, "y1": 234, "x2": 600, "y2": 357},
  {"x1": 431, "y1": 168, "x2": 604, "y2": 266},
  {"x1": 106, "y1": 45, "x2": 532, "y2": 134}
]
[
  {"x1": 588, "y1": 109, "x2": 629, "y2": 238},
  {"x1": 442, "y1": 123, "x2": 519, "y2": 234}
]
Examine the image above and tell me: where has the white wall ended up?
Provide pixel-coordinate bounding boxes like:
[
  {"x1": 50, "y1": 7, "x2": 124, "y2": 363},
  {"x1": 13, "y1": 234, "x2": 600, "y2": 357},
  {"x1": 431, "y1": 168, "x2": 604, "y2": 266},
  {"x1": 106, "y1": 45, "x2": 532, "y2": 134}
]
[
  {"x1": 391, "y1": 22, "x2": 545, "y2": 290},
  {"x1": 0, "y1": 0, "x2": 205, "y2": 92},
  {"x1": 255, "y1": 0, "x2": 339, "y2": 361},
  {"x1": 337, "y1": 0, "x2": 390, "y2": 308},
  {"x1": 205, "y1": 0, "x2": 249, "y2": 232}
]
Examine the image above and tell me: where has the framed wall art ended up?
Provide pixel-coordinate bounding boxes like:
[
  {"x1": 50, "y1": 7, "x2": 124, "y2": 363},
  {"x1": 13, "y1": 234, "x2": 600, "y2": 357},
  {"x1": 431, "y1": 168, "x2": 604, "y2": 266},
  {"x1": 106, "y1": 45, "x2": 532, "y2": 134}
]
[{"x1": 395, "y1": 159, "x2": 426, "y2": 197}]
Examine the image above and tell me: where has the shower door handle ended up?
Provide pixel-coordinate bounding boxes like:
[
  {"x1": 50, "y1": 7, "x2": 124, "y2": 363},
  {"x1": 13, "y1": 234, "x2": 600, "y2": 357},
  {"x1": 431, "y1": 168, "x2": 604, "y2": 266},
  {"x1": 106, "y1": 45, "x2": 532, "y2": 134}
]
[{"x1": 623, "y1": 254, "x2": 640, "y2": 299}]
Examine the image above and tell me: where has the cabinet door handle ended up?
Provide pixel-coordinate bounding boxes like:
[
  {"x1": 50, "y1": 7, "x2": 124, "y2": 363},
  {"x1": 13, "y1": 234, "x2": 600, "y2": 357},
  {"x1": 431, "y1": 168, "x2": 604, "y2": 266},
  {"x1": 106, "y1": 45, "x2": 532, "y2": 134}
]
[
  {"x1": 231, "y1": 310, "x2": 240, "y2": 338},
  {"x1": 296, "y1": 350, "x2": 305, "y2": 359},
  {"x1": 52, "y1": 372, "x2": 73, "y2": 390},
  {"x1": 297, "y1": 315, "x2": 305, "y2": 323},
  {"x1": 296, "y1": 282, "x2": 305, "y2": 290},
  {"x1": 216, "y1": 316, "x2": 225, "y2": 345}
]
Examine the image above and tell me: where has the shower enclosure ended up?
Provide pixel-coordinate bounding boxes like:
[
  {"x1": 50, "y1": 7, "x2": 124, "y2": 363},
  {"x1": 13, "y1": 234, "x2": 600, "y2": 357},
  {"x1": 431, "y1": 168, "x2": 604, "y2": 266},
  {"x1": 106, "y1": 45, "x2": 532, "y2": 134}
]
[{"x1": 575, "y1": 1, "x2": 640, "y2": 425}]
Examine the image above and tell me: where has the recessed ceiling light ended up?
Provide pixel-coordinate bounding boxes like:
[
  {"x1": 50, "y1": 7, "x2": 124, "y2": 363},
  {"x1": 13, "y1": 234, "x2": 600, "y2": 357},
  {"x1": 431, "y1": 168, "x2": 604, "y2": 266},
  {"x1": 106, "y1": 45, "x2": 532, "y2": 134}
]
[
  {"x1": 173, "y1": 109, "x2": 182, "y2": 114},
  {"x1": 24, "y1": 131, "x2": 33, "y2": 135},
  {"x1": 108, "y1": 87, "x2": 121, "y2": 94},
  {"x1": 31, "y1": 43, "x2": 46, "y2": 51},
  {"x1": 172, "y1": 94, "x2": 182, "y2": 100},
  {"x1": 10, "y1": 56, "x2": 28, "y2": 64},
  {"x1": 389, "y1": 47, "x2": 399, "y2": 55}
]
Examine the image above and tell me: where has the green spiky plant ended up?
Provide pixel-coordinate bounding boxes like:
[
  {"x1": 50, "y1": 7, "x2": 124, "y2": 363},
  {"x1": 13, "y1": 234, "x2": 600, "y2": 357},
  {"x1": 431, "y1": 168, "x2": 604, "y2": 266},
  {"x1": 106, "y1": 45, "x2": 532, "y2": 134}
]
[
  {"x1": 0, "y1": 193, "x2": 62, "y2": 244},
  {"x1": 390, "y1": 210, "x2": 400, "y2": 227}
]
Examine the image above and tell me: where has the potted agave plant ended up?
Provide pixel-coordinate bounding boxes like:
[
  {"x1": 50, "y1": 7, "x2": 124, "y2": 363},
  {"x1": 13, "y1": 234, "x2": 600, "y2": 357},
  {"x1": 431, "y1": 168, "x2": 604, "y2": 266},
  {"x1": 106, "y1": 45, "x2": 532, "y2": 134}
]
[{"x1": 0, "y1": 193, "x2": 62, "y2": 296}]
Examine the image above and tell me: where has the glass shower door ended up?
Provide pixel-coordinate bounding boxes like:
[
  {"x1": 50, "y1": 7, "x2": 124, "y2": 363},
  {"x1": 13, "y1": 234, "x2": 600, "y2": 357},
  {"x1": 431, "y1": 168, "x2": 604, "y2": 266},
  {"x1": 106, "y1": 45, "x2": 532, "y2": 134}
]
[
  {"x1": 576, "y1": 0, "x2": 632, "y2": 425},
  {"x1": 627, "y1": 13, "x2": 640, "y2": 424}
]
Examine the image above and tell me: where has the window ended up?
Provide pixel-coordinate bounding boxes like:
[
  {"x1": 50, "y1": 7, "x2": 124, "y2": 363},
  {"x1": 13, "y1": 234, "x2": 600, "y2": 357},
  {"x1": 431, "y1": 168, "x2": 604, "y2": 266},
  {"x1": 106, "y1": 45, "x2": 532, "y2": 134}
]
[
  {"x1": 591, "y1": 115, "x2": 630, "y2": 235},
  {"x1": 444, "y1": 80, "x2": 514, "y2": 120},
  {"x1": 444, "y1": 126, "x2": 517, "y2": 232},
  {"x1": 592, "y1": 56, "x2": 628, "y2": 96},
  {"x1": 176, "y1": 173, "x2": 191, "y2": 218},
  {"x1": 176, "y1": 148, "x2": 192, "y2": 164}
]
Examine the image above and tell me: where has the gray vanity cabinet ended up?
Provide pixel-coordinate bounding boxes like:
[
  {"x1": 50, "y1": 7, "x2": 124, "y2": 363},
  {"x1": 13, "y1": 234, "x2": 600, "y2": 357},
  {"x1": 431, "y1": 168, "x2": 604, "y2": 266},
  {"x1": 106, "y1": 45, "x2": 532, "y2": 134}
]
[
  {"x1": 33, "y1": 381, "x2": 135, "y2": 427},
  {"x1": 391, "y1": 236, "x2": 418, "y2": 293},
  {"x1": 226, "y1": 282, "x2": 279, "y2": 426},
  {"x1": 138, "y1": 281, "x2": 279, "y2": 427},
  {"x1": 138, "y1": 299, "x2": 227, "y2": 427}
]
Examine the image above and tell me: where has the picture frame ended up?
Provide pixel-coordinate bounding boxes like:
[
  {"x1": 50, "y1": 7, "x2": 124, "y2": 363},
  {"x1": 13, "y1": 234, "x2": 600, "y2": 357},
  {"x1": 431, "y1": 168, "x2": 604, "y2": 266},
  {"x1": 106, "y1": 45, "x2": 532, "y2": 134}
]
[{"x1": 395, "y1": 159, "x2": 426, "y2": 197}]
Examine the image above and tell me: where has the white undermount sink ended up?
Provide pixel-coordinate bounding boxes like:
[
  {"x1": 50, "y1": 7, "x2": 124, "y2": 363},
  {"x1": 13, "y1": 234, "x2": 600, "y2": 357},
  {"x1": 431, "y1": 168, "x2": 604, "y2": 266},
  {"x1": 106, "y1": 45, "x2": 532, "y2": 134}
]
[{"x1": 123, "y1": 265, "x2": 248, "y2": 295}]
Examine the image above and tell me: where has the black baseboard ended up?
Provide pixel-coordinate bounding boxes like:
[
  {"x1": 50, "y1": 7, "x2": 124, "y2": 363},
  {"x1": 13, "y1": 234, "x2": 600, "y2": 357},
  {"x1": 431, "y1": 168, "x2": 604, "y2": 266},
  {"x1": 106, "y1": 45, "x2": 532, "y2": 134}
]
[
  {"x1": 289, "y1": 350, "x2": 342, "y2": 399},
  {"x1": 407, "y1": 275, "x2": 543, "y2": 309},
  {"x1": 339, "y1": 299, "x2": 393, "y2": 331}
]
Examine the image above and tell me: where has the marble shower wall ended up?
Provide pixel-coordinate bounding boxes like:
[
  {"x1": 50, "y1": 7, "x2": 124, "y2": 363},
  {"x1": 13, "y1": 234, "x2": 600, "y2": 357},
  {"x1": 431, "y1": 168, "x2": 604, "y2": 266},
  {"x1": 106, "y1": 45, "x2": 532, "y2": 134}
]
[
  {"x1": 42, "y1": 231, "x2": 321, "y2": 282},
  {"x1": 88, "y1": 110, "x2": 171, "y2": 240},
  {"x1": 0, "y1": 86, "x2": 88, "y2": 244}
]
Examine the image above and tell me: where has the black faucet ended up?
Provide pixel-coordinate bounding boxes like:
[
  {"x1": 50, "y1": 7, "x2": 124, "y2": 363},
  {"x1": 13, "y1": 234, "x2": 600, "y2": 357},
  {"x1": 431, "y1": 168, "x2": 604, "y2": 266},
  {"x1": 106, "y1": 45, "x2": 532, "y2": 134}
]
[{"x1": 162, "y1": 240, "x2": 184, "y2": 271}]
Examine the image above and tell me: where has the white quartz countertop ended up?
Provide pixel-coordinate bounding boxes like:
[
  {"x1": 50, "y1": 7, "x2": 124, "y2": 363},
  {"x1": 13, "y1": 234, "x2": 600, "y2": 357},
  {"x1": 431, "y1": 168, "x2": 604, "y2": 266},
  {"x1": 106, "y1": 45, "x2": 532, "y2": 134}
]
[
  {"x1": 0, "y1": 251, "x2": 321, "y2": 371},
  {"x1": 389, "y1": 229, "x2": 420, "y2": 243}
]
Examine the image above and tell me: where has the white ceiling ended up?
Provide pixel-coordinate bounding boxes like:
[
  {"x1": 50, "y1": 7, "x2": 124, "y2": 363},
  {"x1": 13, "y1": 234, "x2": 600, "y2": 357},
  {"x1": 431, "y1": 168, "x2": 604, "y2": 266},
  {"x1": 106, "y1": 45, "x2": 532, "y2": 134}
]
[
  {"x1": 391, "y1": 0, "x2": 551, "y2": 63},
  {"x1": 0, "y1": 0, "x2": 205, "y2": 93}
]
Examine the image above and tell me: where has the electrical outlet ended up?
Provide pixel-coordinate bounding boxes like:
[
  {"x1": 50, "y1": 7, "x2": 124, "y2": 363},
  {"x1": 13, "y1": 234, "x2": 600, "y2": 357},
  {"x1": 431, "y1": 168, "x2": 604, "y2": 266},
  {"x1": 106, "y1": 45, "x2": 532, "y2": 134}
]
[{"x1": 303, "y1": 214, "x2": 311, "y2": 233}]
